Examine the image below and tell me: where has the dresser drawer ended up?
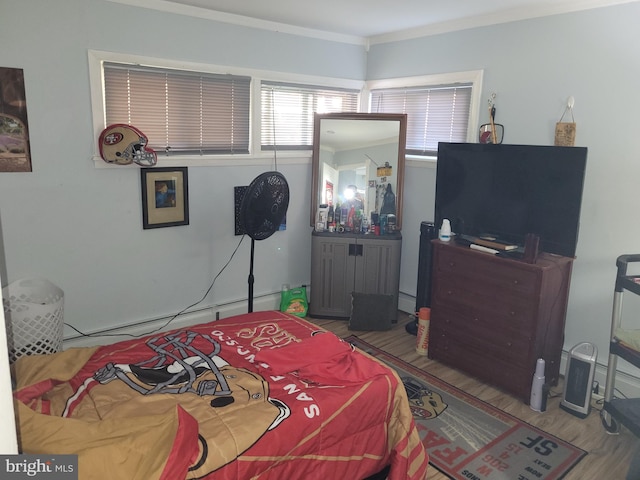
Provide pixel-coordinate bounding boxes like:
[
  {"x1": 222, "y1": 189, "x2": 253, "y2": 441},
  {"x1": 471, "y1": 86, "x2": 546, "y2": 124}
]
[
  {"x1": 432, "y1": 275, "x2": 537, "y2": 333},
  {"x1": 430, "y1": 322, "x2": 532, "y2": 369},
  {"x1": 428, "y1": 327, "x2": 531, "y2": 398},
  {"x1": 432, "y1": 303, "x2": 533, "y2": 345},
  {"x1": 435, "y1": 247, "x2": 541, "y2": 298}
]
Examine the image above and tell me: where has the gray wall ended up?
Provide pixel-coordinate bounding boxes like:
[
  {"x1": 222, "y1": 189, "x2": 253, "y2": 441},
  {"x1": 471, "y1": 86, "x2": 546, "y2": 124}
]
[
  {"x1": 0, "y1": 0, "x2": 365, "y2": 335},
  {"x1": 372, "y1": 2, "x2": 640, "y2": 378},
  {"x1": 1, "y1": 0, "x2": 639, "y2": 380}
]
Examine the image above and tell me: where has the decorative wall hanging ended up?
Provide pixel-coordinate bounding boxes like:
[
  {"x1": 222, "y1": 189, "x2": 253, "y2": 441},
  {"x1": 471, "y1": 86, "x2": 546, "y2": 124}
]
[
  {"x1": 365, "y1": 153, "x2": 393, "y2": 177},
  {"x1": 141, "y1": 167, "x2": 189, "y2": 229},
  {"x1": 0, "y1": 67, "x2": 31, "y2": 172},
  {"x1": 478, "y1": 93, "x2": 504, "y2": 144},
  {"x1": 555, "y1": 96, "x2": 577, "y2": 146},
  {"x1": 376, "y1": 162, "x2": 393, "y2": 177},
  {"x1": 99, "y1": 124, "x2": 157, "y2": 166}
]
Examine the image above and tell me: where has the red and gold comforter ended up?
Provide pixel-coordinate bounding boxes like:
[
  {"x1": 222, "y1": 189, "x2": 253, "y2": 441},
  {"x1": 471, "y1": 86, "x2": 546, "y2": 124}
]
[{"x1": 13, "y1": 311, "x2": 428, "y2": 480}]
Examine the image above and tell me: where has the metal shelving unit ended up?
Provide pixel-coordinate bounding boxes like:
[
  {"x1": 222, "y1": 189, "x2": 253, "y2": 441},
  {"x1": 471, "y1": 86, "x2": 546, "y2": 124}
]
[{"x1": 601, "y1": 254, "x2": 640, "y2": 436}]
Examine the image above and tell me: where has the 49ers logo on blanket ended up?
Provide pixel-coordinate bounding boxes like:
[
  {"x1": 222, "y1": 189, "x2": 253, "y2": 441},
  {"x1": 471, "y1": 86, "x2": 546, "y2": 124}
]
[
  {"x1": 63, "y1": 330, "x2": 291, "y2": 478},
  {"x1": 402, "y1": 376, "x2": 448, "y2": 419}
]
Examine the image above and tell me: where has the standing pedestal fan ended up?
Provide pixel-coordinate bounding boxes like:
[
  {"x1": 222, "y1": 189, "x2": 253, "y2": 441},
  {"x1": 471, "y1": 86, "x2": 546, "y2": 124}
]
[{"x1": 239, "y1": 171, "x2": 290, "y2": 312}]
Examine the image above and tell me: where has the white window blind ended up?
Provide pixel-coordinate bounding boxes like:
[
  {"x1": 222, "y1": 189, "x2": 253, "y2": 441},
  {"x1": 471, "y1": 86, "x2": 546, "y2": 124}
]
[
  {"x1": 371, "y1": 84, "x2": 472, "y2": 156},
  {"x1": 104, "y1": 62, "x2": 251, "y2": 155},
  {"x1": 261, "y1": 81, "x2": 359, "y2": 150}
]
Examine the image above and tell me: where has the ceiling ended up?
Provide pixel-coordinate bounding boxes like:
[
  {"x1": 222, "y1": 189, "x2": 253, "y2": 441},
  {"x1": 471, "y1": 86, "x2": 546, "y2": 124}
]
[{"x1": 138, "y1": 0, "x2": 633, "y2": 41}]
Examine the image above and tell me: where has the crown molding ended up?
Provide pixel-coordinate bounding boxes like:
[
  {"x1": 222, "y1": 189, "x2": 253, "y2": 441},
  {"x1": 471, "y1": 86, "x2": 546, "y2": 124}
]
[
  {"x1": 105, "y1": 0, "x2": 638, "y2": 46},
  {"x1": 369, "y1": 0, "x2": 639, "y2": 44},
  {"x1": 104, "y1": 0, "x2": 368, "y2": 46}
]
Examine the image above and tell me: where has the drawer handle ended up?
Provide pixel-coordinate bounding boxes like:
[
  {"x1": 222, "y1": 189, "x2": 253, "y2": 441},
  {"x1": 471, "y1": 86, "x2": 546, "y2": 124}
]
[
  {"x1": 513, "y1": 280, "x2": 519, "y2": 285},
  {"x1": 506, "y1": 341, "x2": 513, "y2": 347}
]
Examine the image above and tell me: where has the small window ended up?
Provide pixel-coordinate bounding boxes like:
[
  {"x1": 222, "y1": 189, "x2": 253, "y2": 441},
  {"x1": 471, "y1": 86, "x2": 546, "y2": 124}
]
[
  {"x1": 260, "y1": 81, "x2": 359, "y2": 151},
  {"x1": 104, "y1": 62, "x2": 251, "y2": 156},
  {"x1": 370, "y1": 84, "x2": 472, "y2": 157}
]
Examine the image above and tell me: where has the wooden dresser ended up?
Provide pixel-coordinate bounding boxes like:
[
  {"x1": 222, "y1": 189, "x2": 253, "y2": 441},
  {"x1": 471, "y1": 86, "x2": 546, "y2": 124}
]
[{"x1": 428, "y1": 240, "x2": 574, "y2": 403}]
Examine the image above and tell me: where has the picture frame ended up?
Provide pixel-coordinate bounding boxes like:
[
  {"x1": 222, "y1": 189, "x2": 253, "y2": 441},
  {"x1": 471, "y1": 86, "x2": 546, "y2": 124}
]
[
  {"x1": 141, "y1": 167, "x2": 189, "y2": 229},
  {"x1": 0, "y1": 67, "x2": 32, "y2": 172}
]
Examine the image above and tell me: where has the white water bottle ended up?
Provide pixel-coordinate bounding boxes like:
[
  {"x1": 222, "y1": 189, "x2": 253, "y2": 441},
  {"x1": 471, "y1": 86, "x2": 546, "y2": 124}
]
[
  {"x1": 439, "y1": 219, "x2": 451, "y2": 241},
  {"x1": 530, "y1": 358, "x2": 546, "y2": 412}
]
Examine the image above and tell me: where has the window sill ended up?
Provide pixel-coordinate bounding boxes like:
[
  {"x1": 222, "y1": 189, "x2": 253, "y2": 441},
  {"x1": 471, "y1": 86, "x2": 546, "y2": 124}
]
[
  {"x1": 406, "y1": 154, "x2": 437, "y2": 169},
  {"x1": 92, "y1": 151, "x2": 312, "y2": 169}
]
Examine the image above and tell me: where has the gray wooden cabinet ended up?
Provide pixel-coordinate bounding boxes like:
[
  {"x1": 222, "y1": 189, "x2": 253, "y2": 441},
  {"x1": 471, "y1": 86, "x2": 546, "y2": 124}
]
[{"x1": 309, "y1": 231, "x2": 402, "y2": 319}]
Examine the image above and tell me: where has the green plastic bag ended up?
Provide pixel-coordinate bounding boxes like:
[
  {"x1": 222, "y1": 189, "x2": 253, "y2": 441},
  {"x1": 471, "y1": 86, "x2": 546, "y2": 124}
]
[{"x1": 280, "y1": 286, "x2": 308, "y2": 317}]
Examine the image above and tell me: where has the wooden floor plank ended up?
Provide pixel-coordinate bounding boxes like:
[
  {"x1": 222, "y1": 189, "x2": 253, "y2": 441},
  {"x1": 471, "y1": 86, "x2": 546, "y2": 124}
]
[{"x1": 309, "y1": 312, "x2": 640, "y2": 480}]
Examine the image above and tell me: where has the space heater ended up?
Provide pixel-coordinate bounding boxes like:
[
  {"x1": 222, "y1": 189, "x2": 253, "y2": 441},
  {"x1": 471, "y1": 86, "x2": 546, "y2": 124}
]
[{"x1": 560, "y1": 342, "x2": 597, "y2": 418}]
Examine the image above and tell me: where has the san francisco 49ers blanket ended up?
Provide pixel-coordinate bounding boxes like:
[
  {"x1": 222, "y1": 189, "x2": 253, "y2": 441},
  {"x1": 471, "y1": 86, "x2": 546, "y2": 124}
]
[{"x1": 13, "y1": 311, "x2": 428, "y2": 480}]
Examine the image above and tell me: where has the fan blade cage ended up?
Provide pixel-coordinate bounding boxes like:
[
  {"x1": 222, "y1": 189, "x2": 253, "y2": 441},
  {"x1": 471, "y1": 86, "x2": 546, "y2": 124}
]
[{"x1": 240, "y1": 171, "x2": 290, "y2": 241}]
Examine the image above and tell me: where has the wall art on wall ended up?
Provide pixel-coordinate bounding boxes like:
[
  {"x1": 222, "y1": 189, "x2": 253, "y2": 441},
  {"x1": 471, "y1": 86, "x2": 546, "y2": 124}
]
[
  {"x1": 325, "y1": 180, "x2": 333, "y2": 205},
  {"x1": 0, "y1": 67, "x2": 31, "y2": 172},
  {"x1": 141, "y1": 167, "x2": 189, "y2": 229}
]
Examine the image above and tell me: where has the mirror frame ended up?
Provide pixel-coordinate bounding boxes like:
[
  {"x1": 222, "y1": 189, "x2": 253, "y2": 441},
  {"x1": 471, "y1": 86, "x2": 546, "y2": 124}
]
[{"x1": 310, "y1": 112, "x2": 408, "y2": 230}]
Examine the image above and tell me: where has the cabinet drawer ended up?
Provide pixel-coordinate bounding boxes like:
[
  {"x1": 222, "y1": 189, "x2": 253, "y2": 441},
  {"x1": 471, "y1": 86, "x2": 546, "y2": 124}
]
[
  {"x1": 432, "y1": 275, "x2": 537, "y2": 333},
  {"x1": 428, "y1": 328, "x2": 531, "y2": 399},
  {"x1": 432, "y1": 304, "x2": 533, "y2": 346},
  {"x1": 435, "y1": 247, "x2": 541, "y2": 298}
]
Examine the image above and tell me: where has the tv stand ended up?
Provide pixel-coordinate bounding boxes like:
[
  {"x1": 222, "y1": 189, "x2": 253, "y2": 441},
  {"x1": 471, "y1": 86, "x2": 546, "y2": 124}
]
[{"x1": 428, "y1": 240, "x2": 574, "y2": 402}]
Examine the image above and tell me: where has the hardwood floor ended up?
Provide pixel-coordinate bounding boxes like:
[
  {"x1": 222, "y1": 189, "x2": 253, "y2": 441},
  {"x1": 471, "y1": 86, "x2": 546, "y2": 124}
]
[{"x1": 308, "y1": 312, "x2": 640, "y2": 480}]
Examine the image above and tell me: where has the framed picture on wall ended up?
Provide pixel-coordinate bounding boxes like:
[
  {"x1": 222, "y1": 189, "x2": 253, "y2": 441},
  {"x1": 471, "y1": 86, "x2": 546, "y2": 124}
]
[
  {"x1": 0, "y1": 67, "x2": 32, "y2": 172},
  {"x1": 325, "y1": 180, "x2": 333, "y2": 205},
  {"x1": 141, "y1": 167, "x2": 189, "y2": 229}
]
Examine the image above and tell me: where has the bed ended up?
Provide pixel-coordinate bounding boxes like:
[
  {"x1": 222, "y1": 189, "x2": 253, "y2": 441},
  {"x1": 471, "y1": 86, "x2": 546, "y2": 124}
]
[{"x1": 12, "y1": 310, "x2": 428, "y2": 480}]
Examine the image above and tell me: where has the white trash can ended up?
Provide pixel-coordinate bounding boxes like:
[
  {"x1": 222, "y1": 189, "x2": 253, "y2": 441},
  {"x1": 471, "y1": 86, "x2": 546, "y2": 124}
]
[{"x1": 2, "y1": 278, "x2": 64, "y2": 363}]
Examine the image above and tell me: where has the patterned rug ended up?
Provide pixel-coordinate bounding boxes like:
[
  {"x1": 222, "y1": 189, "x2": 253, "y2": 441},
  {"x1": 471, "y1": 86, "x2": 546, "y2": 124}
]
[{"x1": 345, "y1": 336, "x2": 587, "y2": 480}]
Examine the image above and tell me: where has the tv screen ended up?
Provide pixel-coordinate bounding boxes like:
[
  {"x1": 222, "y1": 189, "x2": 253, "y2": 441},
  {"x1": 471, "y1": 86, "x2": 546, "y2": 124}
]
[{"x1": 435, "y1": 142, "x2": 588, "y2": 258}]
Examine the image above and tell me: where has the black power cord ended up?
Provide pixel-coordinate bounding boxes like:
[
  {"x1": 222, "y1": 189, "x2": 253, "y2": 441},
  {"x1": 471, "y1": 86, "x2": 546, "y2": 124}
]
[{"x1": 64, "y1": 235, "x2": 246, "y2": 340}]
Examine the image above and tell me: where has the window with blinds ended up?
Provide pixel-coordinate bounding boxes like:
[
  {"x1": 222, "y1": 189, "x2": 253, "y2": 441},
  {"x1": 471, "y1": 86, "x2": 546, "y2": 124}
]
[
  {"x1": 370, "y1": 84, "x2": 472, "y2": 156},
  {"x1": 104, "y1": 62, "x2": 251, "y2": 156},
  {"x1": 261, "y1": 81, "x2": 359, "y2": 150}
]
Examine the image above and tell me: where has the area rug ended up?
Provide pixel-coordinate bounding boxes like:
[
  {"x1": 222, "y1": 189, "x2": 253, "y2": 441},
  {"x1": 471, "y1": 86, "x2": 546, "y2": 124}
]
[{"x1": 345, "y1": 336, "x2": 587, "y2": 480}]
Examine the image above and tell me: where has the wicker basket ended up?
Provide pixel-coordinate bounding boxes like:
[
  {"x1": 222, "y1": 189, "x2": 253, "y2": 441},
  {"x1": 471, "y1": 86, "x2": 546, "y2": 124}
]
[{"x1": 2, "y1": 278, "x2": 64, "y2": 363}]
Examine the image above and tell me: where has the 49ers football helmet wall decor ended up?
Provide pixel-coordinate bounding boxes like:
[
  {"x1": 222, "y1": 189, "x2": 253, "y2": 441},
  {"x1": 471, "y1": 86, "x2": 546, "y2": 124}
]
[{"x1": 99, "y1": 124, "x2": 157, "y2": 166}]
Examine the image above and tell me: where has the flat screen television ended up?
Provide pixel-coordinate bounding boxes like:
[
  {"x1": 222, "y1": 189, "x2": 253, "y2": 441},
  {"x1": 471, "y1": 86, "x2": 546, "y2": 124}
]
[{"x1": 434, "y1": 142, "x2": 588, "y2": 258}]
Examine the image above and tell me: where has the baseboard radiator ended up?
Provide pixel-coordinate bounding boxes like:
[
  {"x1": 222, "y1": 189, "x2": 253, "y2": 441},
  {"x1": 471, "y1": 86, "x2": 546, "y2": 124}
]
[
  {"x1": 63, "y1": 293, "x2": 280, "y2": 349},
  {"x1": 65, "y1": 290, "x2": 640, "y2": 400}
]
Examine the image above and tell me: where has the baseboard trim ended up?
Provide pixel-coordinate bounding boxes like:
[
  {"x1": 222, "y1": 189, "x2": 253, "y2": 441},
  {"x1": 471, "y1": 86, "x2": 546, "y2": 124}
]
[{"x1": 398, "y1": 293, "x2": 417, "y2": 317}]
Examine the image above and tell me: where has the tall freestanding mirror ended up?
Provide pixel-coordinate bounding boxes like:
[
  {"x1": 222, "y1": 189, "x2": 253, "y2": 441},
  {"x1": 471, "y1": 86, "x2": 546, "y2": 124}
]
[
  {"x1": 309, "y1": 113, "x2": 407, "y2": 320},
  {"x1": 310, "y1": 113, "x2": 407, "y2": 231}
]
